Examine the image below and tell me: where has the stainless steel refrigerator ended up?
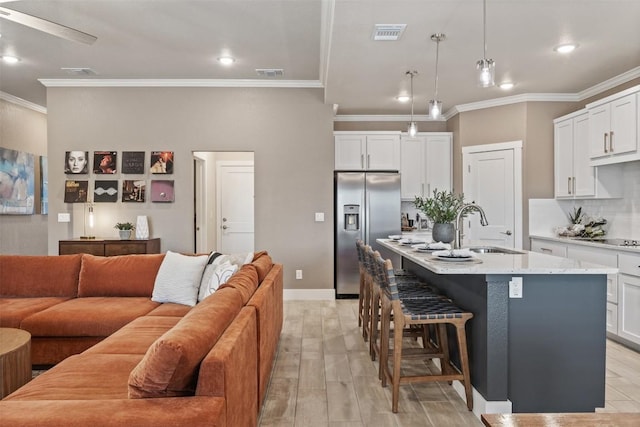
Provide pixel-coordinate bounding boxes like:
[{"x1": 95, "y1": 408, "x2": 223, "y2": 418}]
[{"x1": 335, "y1": 171, "x2": 401, "y2": 297}]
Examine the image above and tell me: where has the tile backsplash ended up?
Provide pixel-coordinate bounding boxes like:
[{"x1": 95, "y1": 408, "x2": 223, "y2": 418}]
[{"x1": 531, "y1": 161, "x2": 639, "y2": 238}]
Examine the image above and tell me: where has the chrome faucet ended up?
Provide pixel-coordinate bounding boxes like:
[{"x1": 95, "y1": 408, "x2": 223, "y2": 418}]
[{"x1": 454, "y1": 202, "x2": 489, "y2": 249}]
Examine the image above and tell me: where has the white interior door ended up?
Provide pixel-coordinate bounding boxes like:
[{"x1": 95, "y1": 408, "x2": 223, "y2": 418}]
[
  {"x1": 463, "y1": 141, "x2": 522, "y2": 249},
  {"x1": 216, "y1": 162, "x2": 254, "y2": 253}
]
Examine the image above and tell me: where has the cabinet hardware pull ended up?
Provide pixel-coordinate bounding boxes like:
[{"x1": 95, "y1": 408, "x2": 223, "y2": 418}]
[
  {"x1": 421, "y1": 183, "x2": 425, "y2": 196},
  {"x1": 500, "y1": 230, "x2": 513, "y2": 236},
  {"x1": 610, "y1": 131, "x2": 614, "y2": 152},
  {"x1": 573, "y1": 176, "x2": 576, "y2": 194},
  {"x1": 541, "y1": 248, "x2": 552, "y2": 253},
  {"x1": 603, "y1": 133, "x2": 608, "y2": 153},
  {"x1": 568, "y1": 177, "x2": 572, "y2": 194},
  {"x1": 361, "y1": 154, "x2": 364, "y2": 169},
  {"x1": 367, "y1": 154, "x2": 370, "y2": 169}
]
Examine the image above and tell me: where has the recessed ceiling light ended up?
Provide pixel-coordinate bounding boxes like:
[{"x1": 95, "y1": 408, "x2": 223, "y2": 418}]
[
  {"x1": 396, "y1": 95, "x2": 411, "y2": 103},
  {"x1": 499, "y1": 82, "x2": 514, "y2": 90},
  {"x1": 554, "y1": 44, "x2": 578, "y2": 54},
  {"x1": 217, "y1": 56, "x2": 235, "y2": 65},
  {"x1": 1, "y1": 55, "x2": 20, "y2": 64}
]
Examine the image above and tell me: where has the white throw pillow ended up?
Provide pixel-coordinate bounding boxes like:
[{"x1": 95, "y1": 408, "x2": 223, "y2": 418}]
[
  {"x1": 152, "y1": 251, "x2": 208, "y2": 307},
  {"x1": 198, "y1": 261, "x2": 238, "y2": 302},
  {"x1": 212, "y1": 252, "x2": 254, "y2": 268}
]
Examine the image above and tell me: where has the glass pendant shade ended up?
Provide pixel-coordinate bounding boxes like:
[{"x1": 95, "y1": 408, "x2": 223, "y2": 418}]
[
  {"x1": 429, "y1": 100, "x2": 442, "y2": 119},
  {"x1": 476, "y1": 59, "x2": 495, "y2": 88},
  {"x1": 408, "y1": 121, "x2": 418, "y2": 136}
]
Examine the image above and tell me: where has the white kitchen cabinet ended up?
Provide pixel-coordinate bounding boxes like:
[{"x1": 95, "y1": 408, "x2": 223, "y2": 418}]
[
  {"x1": 553, "y1": 110, "x2": 622, "y2": 199},
  {"x1": 607, "y1": 302, "x2": 618, "y2": 335},
  {"x1": 618, "y1": 252, "x2": 640, "y2": 346},
  {"x1": 530, "y1": 238, "x2": 568, "y2": 257},
  {"x1": 587, "y1": 86, "x2": 639, "y2": 166},
  {"x1": 400, "y1": 133, "x2": 452, "y2": 200},
  {"x1": 334, "y1": 132, "x2": 400, "y2": 171},
  {"x1": 567, "y1": 245, "x2": 618, "y2": 307}
]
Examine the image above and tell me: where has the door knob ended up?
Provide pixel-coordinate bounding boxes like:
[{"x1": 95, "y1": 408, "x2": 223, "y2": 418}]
[
  {"x1": 222, "y1": 217, "x2": 228, "y2": 222},
  {"x1": 222, "y1": 225, "x2": 228, "y2": 230},
  {"x1": 500, "y1": 230, "x2": 512, "y2": 236}
]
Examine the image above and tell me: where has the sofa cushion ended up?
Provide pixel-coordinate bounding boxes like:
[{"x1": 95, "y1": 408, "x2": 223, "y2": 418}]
[
  {"x1": 145, "y1": 303, "x2": 192, "y2": 317},
  {"x1": 0, "y1": 254, "x2": 82, "y2": 297},
  {"x1": 251, "y1": 251, "x2": 273, "y2": 283},
  {"x1": 0, "y1": 297, "x2": 71, "y2": 328},
  {"x1": 78, "y1": 254, "x2": 165, "y2": 297},
  {"x1": 217, "y1": 263, "x2": 259, "y2": 305},
  {"x1": 84, "y1": 316, "x2": 181, "y2": 355},
  {"x1": 197, "y1": 261, "x2": 238, "y2": 302},
  {"x1": 151, "y1": 251, "x2": 208, "y2": 307},
  {"x1": 20, "y1": 297, "x2": 160, "y2": 337},
  {"x1": 128, "y1": 287, "x2": 244, "y2": 398},
  {"x1": 5, "y1": 353, "x2": 143, "y2": 401}
]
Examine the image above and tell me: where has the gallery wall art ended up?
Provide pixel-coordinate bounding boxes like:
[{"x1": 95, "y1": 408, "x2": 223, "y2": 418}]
[
  {"x1": 0, "y1": 147, "x2": 36, "y2": 215},
  {"x1": 93, "y1": 151, "x2": 117, "y2": 174},
  {"x1": 65, "y1": 151, "x2": 89, "y2": 174},
  {"x1": 150, "y1": 151, "x2": 174, "y2": 174},
  {"x1": 150, "y1": 180, "x2": 174, "y2": 202},
  {"x1": 94, "y1": 180, "x2": 118, "y2": 202},
  {"x1": 64, "y1": 180, "x2": 88, "y2": 203}
]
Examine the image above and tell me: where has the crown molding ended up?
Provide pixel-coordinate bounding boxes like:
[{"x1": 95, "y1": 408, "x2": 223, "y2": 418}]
[
  {"x1": 334, "y1": 114, "x2": 444, "y2": 122},
  {"x1": 38, "y1": 78, "x2": 324, "y2": 88},
  {"x1": 578, "y1": 66, "x2": 640, "y2": 100},
  {"x1": 0, "y1": 91, "x2": 47, "y2": 114}
]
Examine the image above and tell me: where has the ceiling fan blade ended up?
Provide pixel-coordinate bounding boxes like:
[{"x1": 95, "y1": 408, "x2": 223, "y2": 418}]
[{"x1": 0, "y1": 6, "x2": 97, "y2": 45}]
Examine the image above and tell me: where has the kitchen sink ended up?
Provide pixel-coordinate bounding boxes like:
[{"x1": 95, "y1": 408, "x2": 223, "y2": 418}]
[{"x1": 467, "y1": 246, "x2": 525, "y2": 255}]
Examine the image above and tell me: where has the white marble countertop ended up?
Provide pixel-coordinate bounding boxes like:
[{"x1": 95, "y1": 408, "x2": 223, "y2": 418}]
[
  {"x1": 530, "y1": 234, "x2": 640, "y2": 254},
  {"x1": 377, "y1": 239, "x2": 618, "y2": 275}
]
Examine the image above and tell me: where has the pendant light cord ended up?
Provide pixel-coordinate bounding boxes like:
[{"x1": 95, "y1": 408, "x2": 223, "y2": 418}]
[
  {"x1": 410, "y1": 71, "x2": 415, "y2": 122},
  {"x1": 434, "y1": 38, "x2": 440, "y2": 100},
  {"x1": 483, "y1": 0, "x2": 487, "y2": 60}
]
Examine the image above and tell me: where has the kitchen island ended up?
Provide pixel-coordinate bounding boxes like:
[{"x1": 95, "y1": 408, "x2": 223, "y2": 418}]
[{"x1": 377, "y1": 238, "x2": 618, "y2": 416}]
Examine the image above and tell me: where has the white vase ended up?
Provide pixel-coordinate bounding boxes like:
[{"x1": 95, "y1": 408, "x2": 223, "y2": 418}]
[
  {"x1": 118, "y1": 230, "x2": 132, "y2": 240},
  {"x1": 135, "y1": 215, "x2": 149, "y2": 239}
]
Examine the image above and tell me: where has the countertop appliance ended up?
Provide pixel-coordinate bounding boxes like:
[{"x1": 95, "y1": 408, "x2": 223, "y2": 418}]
[{"x1": 335, "y1": 171, "x2": 401, "y2": 297}]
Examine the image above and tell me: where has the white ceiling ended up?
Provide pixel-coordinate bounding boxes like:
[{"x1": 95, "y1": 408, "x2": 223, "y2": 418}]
[{"x1": 1, "y1": 0, "x2": 639, "y2": 116}]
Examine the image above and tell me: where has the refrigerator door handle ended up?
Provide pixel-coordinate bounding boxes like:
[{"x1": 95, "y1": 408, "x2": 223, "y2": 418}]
[{"x1": 364, "y1": 191, "x2": 370, "y2": 244}]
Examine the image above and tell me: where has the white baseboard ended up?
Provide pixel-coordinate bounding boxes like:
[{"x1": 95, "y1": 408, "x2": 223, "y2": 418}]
[
  {"x1": 283, "y1": 289, "x2": 335, "y2": 300},
  {"x1": 432, "y1": 359, "x2": 512, "y2": 419}
]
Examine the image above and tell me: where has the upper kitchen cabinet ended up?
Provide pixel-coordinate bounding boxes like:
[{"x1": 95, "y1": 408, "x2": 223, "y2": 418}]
[
  {"x1": 554, "y1": 110, "x2": 621, "y2": 199},
  {"x1": 334, "y1": 132, "x2": 400, "y2": 170},
  {"x1": 587, "y1": 86, "x2": 639, "y2": 166},
  {"x1": 400, "y1": 133, "x2": 452, "y2": 200}
]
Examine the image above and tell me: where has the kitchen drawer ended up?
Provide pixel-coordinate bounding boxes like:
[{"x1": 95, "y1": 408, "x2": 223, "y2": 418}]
[
  {"x1": 566, "y1": 245, "x2": 618, "y2": 267},
  {"x1": 530, "y1": 239, "x2": 567, "y2": 257},
  {"x1": 607, "y1": 302, "x2": 618, "y2": 335},
  {"x1": 619, "y1": 252, "x2": 640, "y2": 276}
]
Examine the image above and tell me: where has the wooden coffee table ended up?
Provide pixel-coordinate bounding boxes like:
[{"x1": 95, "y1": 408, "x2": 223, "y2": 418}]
[{"x1": 0, "y1": 328, "x2": 32, "y2": 398}]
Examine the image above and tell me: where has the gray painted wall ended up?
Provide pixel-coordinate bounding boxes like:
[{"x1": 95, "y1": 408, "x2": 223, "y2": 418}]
[
  {"x1": 0, "y1": 99, "x2": 48, "y2": 255},
  {"x1": 46, "y1": 87, "x2": 334, "y2": 290}
]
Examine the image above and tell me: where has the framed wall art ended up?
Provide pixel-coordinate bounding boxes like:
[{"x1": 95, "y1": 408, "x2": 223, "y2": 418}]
[
  {"x1": 122, "y1": 151, "x2": 145, "y2": 174},
  {"x1": 64, "y1": 180, "x2": 88, "y2": 203},
  {"x1": 150, "y1": 151, "x2": 174, "y2": 174},
  {"x1": 0, "y1": 147, "x2": 35, "y2": 214},
  {"x1": 94, "y1": 180, "x2": 118, "y2": 202},
  {"x1": 64, "y1": 151, "x2": 89, "y2": 174},
  {"x1": 93, "y1": 151, "x2": 117, "y2": 174},
  {"x1": 122, "y1": 180, "x2": 146, "y2": 202},
  {"x1": 150, "y1": 180, "x2": 174, "y2": 202}
]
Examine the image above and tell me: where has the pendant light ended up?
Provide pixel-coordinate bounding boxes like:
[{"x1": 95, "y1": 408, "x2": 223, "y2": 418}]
[
  {"x1": 476, "y1": 0, "x2": 495, "y2": 87},
  {"x1": 406, "y1": 70, "x2": 418, "y2": 136},
  {"x1": 429, "y1": 33, "x2": 445, "y2": 120}
]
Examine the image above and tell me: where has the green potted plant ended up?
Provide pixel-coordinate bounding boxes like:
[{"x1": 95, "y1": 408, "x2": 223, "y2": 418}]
[
  {"x1": 114, "y1": 222, "x2": 135, "y2": 240},
  {"x1": 414, "y1": 189, "x2": 465, "y2": 243}
]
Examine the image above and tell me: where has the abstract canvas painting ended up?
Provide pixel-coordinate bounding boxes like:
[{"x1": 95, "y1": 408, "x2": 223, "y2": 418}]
[{"x1": 0, "y1": 147, "x2": 35, "y2": 214}]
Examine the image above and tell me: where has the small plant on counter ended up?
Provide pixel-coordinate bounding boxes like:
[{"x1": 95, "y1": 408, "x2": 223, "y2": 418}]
[
  {"x1": 414, "y1": 189, "x2": 465, "y2": 224},
  {"x1": 555, "y1": 206, "x2": 607, "y2": 238},
  {"x1": 114, "y1": 222, "x2": 135, "y2": 230},
  {"x1": 568, "y1": 206, "x2": 583, "y2": 225}
]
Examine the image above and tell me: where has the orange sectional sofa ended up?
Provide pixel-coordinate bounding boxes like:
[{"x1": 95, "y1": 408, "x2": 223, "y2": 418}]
[{"x1": 0, "y1": 251, "x2": 283, "y2": 426}]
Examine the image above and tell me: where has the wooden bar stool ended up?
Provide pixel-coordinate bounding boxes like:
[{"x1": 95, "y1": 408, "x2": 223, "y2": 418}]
[
  {"x1": 365, "y1": 247, "x2": 439, "y2": 362},
  {"x1": 375, "y1": 253, "x2": 474, "y2": 413}
]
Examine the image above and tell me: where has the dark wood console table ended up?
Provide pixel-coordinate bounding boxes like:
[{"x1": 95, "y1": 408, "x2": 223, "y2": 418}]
[{"x1": 59, "y1": 238, "x2": 161, "y2": 256}]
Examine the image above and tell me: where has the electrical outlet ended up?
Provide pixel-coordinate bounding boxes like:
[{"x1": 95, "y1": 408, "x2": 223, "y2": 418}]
[
  {"x1": 315, "y1": 212, "x2": 325, "y2": 222},
  {"x1": 58, "y1": 213, "x2": 71, "y2": 223},
  {"x1": 509, "y1": 277, "x2": 523, "y2": 298},
  {"x1": 296, "y1": 270, "x2": 303, "y2": 280}
]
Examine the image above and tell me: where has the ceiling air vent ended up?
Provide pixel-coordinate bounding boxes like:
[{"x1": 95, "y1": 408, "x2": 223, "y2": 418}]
[
  {"x1": 256, "y1": 68, "x2": 284, "y2": 78},
  {"x1": 372, "y1": 24, "x2": 407, "y2": 41},
  {"x1": 61, "y1": 67, "x2": 97, "y2": 76}
]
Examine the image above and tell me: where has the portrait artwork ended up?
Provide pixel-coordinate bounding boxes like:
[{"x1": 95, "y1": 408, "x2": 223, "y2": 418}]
[
  {"x1": 93, "y1": 151, "x2": 117, "y2": 174},
  {"x1": 65, "y1": 151, "x2": 89, "y2": 174},
  {"x1": 150, "y1": 151, "x2": 174, "y2": 174}
]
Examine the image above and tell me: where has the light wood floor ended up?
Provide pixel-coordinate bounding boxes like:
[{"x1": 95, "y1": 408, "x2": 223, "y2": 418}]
[{"x1": 258, "y1": 300, "x2": 640, "y2": 426}]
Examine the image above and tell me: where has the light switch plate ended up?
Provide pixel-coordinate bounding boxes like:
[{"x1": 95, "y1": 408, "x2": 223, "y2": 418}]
[
  {"x1": 315, "y1": 212, "x2": 325, "y2": 222},
  {"x1": 58, "y1": 213, "x2": 71, "y2": 223}
]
